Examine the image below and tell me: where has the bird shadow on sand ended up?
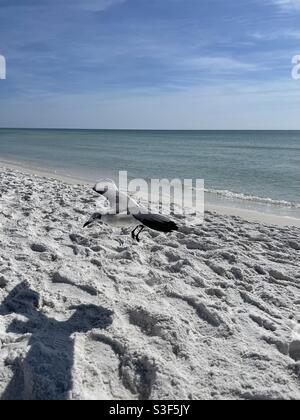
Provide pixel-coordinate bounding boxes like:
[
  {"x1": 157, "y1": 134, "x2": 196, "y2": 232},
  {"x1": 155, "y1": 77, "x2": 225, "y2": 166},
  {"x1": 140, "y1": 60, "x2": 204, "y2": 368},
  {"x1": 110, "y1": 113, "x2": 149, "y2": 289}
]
[{"x1": 0, "y1": 281, "x2": 113, "y2": 400}]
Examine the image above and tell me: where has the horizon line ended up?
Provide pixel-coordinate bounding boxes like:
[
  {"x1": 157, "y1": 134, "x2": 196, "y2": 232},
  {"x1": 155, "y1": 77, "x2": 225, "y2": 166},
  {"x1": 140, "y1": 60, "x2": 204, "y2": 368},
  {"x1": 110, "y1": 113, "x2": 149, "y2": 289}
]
[{"x1": 1, "y1": 127, "x2": 300, "y2": 132}]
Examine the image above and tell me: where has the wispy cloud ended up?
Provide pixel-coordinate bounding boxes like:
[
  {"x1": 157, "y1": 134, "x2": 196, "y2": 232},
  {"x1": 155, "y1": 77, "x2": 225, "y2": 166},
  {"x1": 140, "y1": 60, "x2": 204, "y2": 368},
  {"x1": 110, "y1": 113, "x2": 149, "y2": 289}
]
[
  {"x1": 71, "y1": 0, "x2": 127, "y2": 11},
  {"x1": 251, "y1": 29, "x2": 300, "y2": 40},
  {"x1": 183, "y1": 56, "x2": 258, "y2": 74},
  {"x1": 0, "y1": 0, "x2": 127, "y2": 12},
  {"x1": 271, "y1": 0, "x2": 300, "y2": 10},
  {"x1": 1, "y1": 78, "x2": 299, "y2": 130}
]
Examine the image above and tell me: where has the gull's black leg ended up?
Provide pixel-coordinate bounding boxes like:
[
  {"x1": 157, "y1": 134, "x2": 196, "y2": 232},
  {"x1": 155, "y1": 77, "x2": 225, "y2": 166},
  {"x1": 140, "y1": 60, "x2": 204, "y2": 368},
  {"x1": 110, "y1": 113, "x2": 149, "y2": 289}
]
[
  {"x1": 136, "y1": 226, "x2": 145, "y2": 242},
  {"x1": 131, "y1": 226, "x2": 139, "y2": 240}
]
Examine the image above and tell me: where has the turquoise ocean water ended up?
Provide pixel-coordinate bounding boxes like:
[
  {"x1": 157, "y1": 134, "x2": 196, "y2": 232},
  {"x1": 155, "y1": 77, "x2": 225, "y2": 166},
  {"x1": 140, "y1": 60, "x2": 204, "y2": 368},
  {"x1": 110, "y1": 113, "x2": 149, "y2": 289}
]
[{"x1": 0, "y1": 129, "x2": 299, "y2": 218}]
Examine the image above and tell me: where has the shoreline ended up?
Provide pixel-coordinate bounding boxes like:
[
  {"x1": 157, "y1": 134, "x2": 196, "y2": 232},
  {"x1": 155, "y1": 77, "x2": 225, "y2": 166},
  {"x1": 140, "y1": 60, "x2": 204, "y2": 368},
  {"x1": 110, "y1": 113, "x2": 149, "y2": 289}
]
[
  {"x1": 1, "y1": 158, "x2": 300, "y2": 228},
  {"x1": 0, "y1": 158, "x2": 91, "y2": 186},
  {"x1": 206, "y1": 203, "x2": 300, "y2": 228}
]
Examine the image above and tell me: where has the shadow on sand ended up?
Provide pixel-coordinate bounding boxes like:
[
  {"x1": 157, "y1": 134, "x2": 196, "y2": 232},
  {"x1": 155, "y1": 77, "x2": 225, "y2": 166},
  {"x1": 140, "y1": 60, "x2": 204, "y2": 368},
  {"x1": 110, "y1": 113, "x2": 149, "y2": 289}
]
[{"x1": 0, "y1": 281, "x2": 113, "y2": 400}]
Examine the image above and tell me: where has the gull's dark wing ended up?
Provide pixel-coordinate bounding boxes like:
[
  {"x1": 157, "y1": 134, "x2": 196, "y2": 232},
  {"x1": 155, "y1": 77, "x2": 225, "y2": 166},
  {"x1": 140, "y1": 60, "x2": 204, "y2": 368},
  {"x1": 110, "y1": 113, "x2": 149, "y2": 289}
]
[{"x1": 133, "y1": 213, "x2": 178, "y2": 233}]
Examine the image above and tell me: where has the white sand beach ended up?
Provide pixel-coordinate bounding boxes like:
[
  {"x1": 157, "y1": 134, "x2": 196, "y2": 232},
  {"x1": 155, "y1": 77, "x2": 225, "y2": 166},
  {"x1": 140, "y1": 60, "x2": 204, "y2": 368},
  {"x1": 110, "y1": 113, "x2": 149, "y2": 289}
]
[{"x1": 0, "y1": 167, "x2": 299, "y2": 400}]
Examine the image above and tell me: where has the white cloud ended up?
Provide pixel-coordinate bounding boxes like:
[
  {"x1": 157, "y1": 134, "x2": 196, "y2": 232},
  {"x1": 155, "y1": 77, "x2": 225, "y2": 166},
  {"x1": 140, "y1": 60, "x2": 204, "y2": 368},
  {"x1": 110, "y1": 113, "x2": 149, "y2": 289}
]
[
  {"x1": 183, "y1": 57, "x2": 258, "y2": 74},
  {"x1": 251, "y1": 29, "x2": 300, "y2": 40},
  {"x1": 72, "y1": 0, "x2": 127, "y2": 11},
  {"x1": 271, "y1": 0, "x2": 300, "y2": 10}
]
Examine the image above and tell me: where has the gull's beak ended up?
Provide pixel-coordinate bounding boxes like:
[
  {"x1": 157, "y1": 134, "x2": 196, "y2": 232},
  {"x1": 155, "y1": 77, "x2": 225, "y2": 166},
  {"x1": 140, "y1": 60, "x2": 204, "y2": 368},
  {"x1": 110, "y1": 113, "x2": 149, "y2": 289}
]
[{"x1": 83, "y1": 218, "x2": 93, "y2": 228}]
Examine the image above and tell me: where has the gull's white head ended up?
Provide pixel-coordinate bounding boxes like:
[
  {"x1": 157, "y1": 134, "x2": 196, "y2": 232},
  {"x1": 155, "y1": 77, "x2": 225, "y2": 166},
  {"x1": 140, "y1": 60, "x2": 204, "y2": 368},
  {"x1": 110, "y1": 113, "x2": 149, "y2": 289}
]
[{"x1": 93, "y1": 179, "x2": 118, "y2": 196}]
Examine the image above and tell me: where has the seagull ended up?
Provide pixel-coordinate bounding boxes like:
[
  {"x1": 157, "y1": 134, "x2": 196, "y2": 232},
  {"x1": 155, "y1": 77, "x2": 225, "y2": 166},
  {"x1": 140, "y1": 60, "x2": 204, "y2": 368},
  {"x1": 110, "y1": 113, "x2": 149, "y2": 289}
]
[{"x1": 83, "y1": 179, "x2": 179, "y2": 242}]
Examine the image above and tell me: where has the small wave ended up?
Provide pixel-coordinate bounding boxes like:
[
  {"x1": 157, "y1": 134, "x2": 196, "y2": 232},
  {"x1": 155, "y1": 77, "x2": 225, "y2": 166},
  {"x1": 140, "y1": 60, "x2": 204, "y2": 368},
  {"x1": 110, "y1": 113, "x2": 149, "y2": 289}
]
[{"x1": 205, "y1": 188, "x2": 300, "y2": 208}]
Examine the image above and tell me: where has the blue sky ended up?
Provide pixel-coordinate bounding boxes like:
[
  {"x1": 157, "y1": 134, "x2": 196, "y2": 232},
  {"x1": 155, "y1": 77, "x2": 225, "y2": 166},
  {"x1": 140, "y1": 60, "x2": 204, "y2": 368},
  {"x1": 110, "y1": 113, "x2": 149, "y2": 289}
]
[{"x1": 0, "y1": 0, "x2": 300, "y2": 129}]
